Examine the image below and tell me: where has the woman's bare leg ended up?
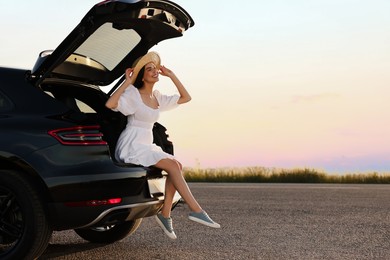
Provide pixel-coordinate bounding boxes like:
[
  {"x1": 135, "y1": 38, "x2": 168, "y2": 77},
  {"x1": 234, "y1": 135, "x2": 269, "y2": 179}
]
[
  {"x1": 155, "y1": 158, "x2": 202, "y2": 214},
  {"x1": 161, "y1": 160, "x2": 183, "y2": 217},
  {"x1": 160, "y1": 176, "x2": 175, "y2": 217}
]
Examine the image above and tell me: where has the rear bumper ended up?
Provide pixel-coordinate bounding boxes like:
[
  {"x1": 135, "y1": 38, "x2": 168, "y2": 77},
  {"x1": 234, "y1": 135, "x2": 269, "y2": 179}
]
[
  {"x1": 49, "y1": 196, "x2": 163, "y2": 230},
  {"x1": 48, "y1": 175, "x2": 181, "y2": 230},
  {"x1": 24, "y1": 143, "x2": 181, "y2": 230}
]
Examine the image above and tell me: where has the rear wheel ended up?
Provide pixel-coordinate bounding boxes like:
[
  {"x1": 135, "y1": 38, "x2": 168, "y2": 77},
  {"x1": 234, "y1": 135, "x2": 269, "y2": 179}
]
[
  {"x1": 74, "y1": 218, "x2": 142, "y2": 243},
  {"x1": 0, "y1": 170, "x2": 52, "y2": 260}
]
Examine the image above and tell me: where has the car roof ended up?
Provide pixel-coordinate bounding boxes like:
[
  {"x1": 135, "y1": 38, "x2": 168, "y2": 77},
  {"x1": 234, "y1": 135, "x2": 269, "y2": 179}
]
[
  {"x1": 0, "y1": 67, "x2": 68, "y2": 114},
  {"x1": 29, "y1": 0, "x2": 194, "y2": 87}
]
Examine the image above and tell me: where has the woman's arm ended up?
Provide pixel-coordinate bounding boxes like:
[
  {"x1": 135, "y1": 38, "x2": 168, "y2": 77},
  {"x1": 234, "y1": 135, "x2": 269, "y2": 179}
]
[
  {"x1": 105, "y1": 68, "x2": 133, "y2": 109},
  {"x1": 160, "y1": 65, "x2": 191, "y2": 104}
]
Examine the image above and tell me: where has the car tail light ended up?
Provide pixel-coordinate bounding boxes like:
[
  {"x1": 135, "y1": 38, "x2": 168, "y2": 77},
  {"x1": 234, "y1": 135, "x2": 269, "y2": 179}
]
[
  {"x1": 48, "y1": 125, "x2": 107, "y2": 146},
  {"x1": 65, "y1": 198, "x2": 122, "y2": 207}
]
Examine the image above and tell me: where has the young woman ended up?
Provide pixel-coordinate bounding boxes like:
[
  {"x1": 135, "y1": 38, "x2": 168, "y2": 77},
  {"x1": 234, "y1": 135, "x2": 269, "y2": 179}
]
[{"x1": 106, "y1": 52, "x2": 220, "y2": 239}]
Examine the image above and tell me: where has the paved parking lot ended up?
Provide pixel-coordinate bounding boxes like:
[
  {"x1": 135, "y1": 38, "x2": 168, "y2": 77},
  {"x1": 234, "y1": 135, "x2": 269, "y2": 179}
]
[{"x1": 41, "y1": 183, "x2": 390, "y2": 259}]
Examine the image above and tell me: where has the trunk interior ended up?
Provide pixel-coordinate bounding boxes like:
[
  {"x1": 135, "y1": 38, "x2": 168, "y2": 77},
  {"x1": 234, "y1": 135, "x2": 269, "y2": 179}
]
[{"x1": 40, "y1": 81, "x2": 174, "y2": 162}]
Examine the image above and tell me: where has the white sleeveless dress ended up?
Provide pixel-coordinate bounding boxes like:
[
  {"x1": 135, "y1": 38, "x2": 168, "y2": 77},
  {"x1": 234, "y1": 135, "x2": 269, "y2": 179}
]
[{"x1": 113, "y1": 85, "x2": 180, "y2": 166}]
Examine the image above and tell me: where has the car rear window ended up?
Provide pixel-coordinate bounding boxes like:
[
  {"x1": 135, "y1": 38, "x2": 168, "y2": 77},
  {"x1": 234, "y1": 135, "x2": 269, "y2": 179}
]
[{"x1": 74, "y1": 23, "x2": 141, "y2": 71}]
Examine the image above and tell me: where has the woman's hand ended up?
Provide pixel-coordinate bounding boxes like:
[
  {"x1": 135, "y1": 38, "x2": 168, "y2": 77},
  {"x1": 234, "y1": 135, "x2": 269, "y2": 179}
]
[
  {"x1": 159, "y1": 65, "x2": 174, "y2": 78},
  {"x1": 159, "y1": 65, "x2": 191, "y2": 104},
  {"x1": 125, "y1": 68, "x2": 134, "y2": 81},
  {"x1": 105, "y1": 68, "x2": 133, "y2": 109}
]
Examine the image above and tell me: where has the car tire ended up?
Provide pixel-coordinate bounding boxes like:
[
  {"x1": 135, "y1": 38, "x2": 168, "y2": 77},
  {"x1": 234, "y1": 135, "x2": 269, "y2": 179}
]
[
  {"x1": 0, "y1": 170, "x2": 53, "y2": 260},
  {"x1": 74, "y1": 218, "x2": 142, "y2": 243}
]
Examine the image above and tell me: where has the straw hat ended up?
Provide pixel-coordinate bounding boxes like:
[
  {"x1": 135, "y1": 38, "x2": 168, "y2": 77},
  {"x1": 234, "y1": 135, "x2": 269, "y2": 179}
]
[{"x1": 129, "y1": 51, "x2": 161, "y2": 84}]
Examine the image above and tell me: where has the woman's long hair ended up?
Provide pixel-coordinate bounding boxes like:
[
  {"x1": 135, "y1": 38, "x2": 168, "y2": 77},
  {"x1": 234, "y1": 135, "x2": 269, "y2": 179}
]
[{"x1": 133, "y1": 67, "x2": 145, "y2": 89}]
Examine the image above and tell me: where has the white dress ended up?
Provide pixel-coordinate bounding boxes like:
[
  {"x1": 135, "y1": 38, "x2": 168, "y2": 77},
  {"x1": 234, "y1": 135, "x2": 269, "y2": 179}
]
[{"x1": 113, "y1": 85, "x2": 180, "y2": 166}]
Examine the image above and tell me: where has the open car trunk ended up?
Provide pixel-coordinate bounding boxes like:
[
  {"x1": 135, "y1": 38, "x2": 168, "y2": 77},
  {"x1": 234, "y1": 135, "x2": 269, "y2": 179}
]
[
  {"x1": 28, "y1": 0, "x2": 194, "y2": 161},
  {"x1": 29, "y1": 0, "x2": 194, "y2": 87}
]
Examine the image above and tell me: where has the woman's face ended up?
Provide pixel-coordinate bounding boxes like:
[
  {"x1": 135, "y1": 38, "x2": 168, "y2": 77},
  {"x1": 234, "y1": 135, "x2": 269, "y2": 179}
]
[{"x1": 143, "y1": 62, "x2": 159, "y2": 83}]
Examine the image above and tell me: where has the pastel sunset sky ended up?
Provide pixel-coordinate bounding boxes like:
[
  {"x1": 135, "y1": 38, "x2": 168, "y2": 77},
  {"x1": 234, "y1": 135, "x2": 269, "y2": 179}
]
[{"x1": 1, "y1": 0, "x2": 389, "y2": 173}]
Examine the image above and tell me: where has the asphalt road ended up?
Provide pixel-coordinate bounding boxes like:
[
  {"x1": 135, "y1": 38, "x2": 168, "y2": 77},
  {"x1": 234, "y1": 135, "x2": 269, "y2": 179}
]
[{"x1": 40, "y1": 183, "x2": 390, "y2": 260}]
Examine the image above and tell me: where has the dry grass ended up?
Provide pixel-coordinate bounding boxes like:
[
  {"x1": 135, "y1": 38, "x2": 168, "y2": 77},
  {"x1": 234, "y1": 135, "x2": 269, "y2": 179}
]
[{"x1": 183, "y1": 167, "x2": 390, "y2": 184}]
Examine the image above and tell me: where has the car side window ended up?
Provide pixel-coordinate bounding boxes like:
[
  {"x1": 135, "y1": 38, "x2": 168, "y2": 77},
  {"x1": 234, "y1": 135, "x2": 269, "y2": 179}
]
[
  {"x1": 76, "y1": 99, "x2": 96, "y2": 113},
  {"x1": 0, "y1": 90, "x2": 14, "y2": 112},
  {"x1": 43, "y1": 90, "x2": 96, "y2": 113}
]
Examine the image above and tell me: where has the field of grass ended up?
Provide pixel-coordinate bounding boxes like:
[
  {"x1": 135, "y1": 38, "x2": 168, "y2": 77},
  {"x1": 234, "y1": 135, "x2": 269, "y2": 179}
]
[{"x1": 183, "y1": 167, "x2": 390, "y2": 184}]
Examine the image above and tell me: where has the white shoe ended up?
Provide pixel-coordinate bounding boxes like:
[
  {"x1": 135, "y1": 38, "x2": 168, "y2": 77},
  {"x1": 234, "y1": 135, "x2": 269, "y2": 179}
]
[
  {"x1": 155, "y1": 213, "x2": 177, "y2": 239},
  {"x1": 188, "y1": 210, "x2": 221, "y2": 228}
]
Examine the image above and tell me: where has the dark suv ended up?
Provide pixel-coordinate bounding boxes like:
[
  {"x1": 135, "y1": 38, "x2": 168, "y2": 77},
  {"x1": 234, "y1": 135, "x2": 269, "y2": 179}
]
[{"x1": 0, "y1": 1, "x2": 194, "y2": 259}]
